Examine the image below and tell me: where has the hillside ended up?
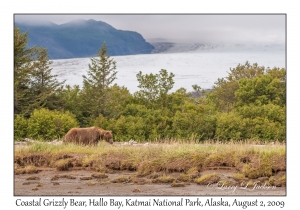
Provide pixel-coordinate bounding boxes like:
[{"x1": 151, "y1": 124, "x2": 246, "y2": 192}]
[{"x1": 15, "y1": 19, "x2": 154, "y2": 59}]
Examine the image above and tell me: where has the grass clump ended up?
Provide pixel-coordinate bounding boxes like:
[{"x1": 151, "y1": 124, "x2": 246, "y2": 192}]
[
  {"x1": 91, "y1": 172, "x2": 108, "y2": 179},
  {"x1": 242, "y1": 162, "x2": 272, "y2": 179},
  {"x1": 87, "y1": 181, "x2": 97, "y2": 186},
  {"x1": 171, "y1": 181, "x2": 185, "y2": 187},
  {"x1": 80, "y1": 176, "x2": 93, "y2": 180},
  {"x1": 81, "y1": 155, "x2": 100, "y2": 168},
  {"x1": 186, "y1": 167, "x2": 200, "y2": 178},
  {"x1": 129, "y1": 176, "x2": 148, "y2": 185},
  {"x1": 268, "y1": 174, "x2": 286, "y2": 187},
  {"x1": 148, "y1": 172, "x2": 160, "y2": 179},
  {"x1": 24, "y1": 165, "x2": 39, "y2": 174},
  {"x1": 51, "y1": 174, "x2": 76, "y2": 181},
  {"x1": 15, "y1": 165, "x2": 40, "y2": 175},
  {"x1": 194, "y1": 173, "x2": 220, "y2": 185},
  {"x1": 137, "y1": 159, "x2": 163, "y2": 177},
  {"x1": 176, "y1": 173, "x2": 191, "y2": 182},
  {"x1": 55, "y1": 158, "x2": 73, "y2": 171},
  {"x1": 26, "y1": 176, "x2": 40, "y2": 180},
  {"x1": 152, "y1": 175, "x2": 175, "y2": 183},
  {"x1": 232, "y1": 173, "x2": 247, "y2": 183},
  {"x1": 110, "y1": 175, "x2": 128, "y2": 183}
]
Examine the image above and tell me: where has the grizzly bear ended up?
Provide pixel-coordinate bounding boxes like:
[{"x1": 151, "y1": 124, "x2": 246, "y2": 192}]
[{"x1": 63, "y1": 126, "x2": 113, "y2": 146}]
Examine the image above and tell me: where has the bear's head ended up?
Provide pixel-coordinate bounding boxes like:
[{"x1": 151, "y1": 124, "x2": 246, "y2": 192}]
[{"x1": 103, "y1": 131, "x2": 113, "y2": 144}]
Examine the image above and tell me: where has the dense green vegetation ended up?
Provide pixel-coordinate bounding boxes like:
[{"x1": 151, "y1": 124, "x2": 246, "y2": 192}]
[{"x1": 14, "y1": 27, "x2": 286, "y2": 142}]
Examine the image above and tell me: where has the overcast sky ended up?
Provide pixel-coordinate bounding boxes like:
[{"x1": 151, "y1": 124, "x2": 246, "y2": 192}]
[{"x1": 14, "y1": 14, "x2": 285, "y2": 45}]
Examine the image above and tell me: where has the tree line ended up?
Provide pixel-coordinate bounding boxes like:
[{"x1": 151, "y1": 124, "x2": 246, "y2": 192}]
[{"x1": 14, "y1": 26, "x2": 286, "y2": 142}]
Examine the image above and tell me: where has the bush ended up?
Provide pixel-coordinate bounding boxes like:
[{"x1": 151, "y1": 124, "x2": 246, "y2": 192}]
[
  {"x1": 172, "y1": 109, "x2": 216, "y2": 140},
  {"x1": 215, "y1": 111, "x2": 286, "y2": 141},
  {"x1": 14, "y1": 115, "x2": 28, "y2": 140},
  {"x1": 112, "y1": 115, "x2": 147, "y2": 141},
  {"x1": 90, "y1": 114, "x2": 110, "y2": 129},
  {"x1": 27, "y1": 108, "x2": 79, "y2": 140},
  {"x1": 215, "y1": 112, "x2": 245, "y2": 140}
]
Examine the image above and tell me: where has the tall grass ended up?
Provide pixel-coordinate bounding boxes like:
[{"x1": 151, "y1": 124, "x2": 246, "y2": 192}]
[{"x1": 15, "y1": 141, "x2": 286, "y2": 179}]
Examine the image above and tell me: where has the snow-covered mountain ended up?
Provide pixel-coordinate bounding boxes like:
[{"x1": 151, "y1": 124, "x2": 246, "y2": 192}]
[{"x1": 50, "y1": 42, "x2": 285, "y2": 93}]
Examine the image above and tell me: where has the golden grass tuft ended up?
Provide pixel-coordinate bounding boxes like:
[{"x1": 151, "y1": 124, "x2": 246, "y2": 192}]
[
  {"x1": 110, "y1": 175, "x2": 128, "y2": 183},
  {"x1": 194, "y1": 173, "x2": 220, "y2": 185},
  {"x1": 232, "y1": 173, "x2": 247, "y2": 183},
  {"x1": 171, "y1": 181, "x2": 185, "y2": 187},
  {"x1": 152, "y1": 175, "x2": 175, "y2": 183},
  {"x1": 87, "y1": 181, "x2": 97, "y2": 186},
  {"x1": 241, "y1": 162, "x2": 272, "y2": 179},
  {"x1": 137, "y1": 159, "x2": 163, "y2": 177},
  {"x1": 55, "y1": 158, "x2": 73, "y2": 171},
  {"x1": 186, "y1": 167, "x2": 200, "y2": 178},
  {"x1": 51, "y1": 174, "x2": 76, "y2": 181},
  {"x1": 176, "y1": 173, "x2": 191, "y2": 182},
  {"x1": 148, "y1": 172, "x2": 160, "y2": 179},
  {"x1": 15, "y1": 165, "x2": 41, "y2": 175},
  {"x1": 129, "y1": 176, "x2": 148, "y2": 185}
]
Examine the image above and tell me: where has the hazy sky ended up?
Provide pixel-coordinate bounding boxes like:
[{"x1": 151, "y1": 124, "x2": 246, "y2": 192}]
[{"x1": 15, "y1": 14, "x2": 285, "y2": 44}]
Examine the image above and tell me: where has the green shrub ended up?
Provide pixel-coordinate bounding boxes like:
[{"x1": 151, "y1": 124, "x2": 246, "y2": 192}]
[
  {"x1": 14, "y1": 115, "x2": 28, "y2": 140},
  {"x1": 215, "y1": 112, "x2": 245, "y2": 140},
  {"x1": 215, "y1": 111, "x2": 286, "y2": 141},
  {"x1": 90, "y1": 114, "x2": 110, "y2": 129},
  {"x1": 113, "y1": 115, "x2": 146, "y2": 141},
  {"x1": 27, "y1": 108, "x2": 79, "y2": 140}
]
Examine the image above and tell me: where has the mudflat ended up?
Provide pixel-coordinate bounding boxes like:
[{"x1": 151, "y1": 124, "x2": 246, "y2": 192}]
[{"x1": 14, "y1": 168, "x2": 285, "y2": 196}]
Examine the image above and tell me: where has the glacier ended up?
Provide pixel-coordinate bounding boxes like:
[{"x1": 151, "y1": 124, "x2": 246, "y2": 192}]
[{"x1": 50, "y1": 43, "x2": 285, "y2": 93}]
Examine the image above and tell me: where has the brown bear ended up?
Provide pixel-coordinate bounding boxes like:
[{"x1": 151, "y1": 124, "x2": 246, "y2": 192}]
[{"x1": 63, "y1": 126, "x2": 113, "y2": 146}]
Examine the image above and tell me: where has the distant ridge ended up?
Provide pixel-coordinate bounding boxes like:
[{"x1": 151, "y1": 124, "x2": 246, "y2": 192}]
[{"x1": 15, "y1": 19, "x2": 154, "y2": 59}]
